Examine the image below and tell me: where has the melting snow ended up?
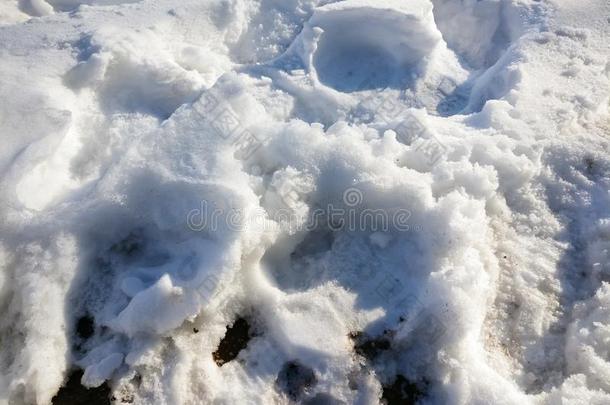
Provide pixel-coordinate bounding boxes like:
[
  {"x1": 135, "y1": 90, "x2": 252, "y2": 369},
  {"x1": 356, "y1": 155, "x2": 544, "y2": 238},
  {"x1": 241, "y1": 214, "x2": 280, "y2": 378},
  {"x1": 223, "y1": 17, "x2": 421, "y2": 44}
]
[{"x1": 0, "y1": 0, "x2": 609, "y2": 404}]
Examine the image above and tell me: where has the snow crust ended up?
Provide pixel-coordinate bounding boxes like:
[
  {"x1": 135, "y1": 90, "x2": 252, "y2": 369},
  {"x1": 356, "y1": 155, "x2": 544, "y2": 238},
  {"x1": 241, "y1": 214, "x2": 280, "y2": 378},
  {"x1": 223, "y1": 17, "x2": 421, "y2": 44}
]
[{"x1": 0, "y1": 0, "x2": 609, "y2": 404}]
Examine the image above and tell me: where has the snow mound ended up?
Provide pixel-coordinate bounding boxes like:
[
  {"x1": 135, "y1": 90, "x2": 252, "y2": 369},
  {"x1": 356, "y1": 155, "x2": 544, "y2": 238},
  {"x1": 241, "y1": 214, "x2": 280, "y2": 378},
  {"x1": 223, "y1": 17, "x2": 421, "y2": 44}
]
[
  {"x1": 0, "y1": 0, "x2": 609, "y2": 404},
  {"x1": 20, "y1": 0, "x2": 141, "y2": 16}
]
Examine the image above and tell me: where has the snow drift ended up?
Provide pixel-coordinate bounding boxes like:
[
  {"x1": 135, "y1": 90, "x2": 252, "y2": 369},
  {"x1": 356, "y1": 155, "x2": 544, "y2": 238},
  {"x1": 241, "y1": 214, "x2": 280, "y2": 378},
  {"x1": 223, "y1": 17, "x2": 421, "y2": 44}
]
[{"x1": 0, "y1": 0, "x2": 609, "y2": 404}]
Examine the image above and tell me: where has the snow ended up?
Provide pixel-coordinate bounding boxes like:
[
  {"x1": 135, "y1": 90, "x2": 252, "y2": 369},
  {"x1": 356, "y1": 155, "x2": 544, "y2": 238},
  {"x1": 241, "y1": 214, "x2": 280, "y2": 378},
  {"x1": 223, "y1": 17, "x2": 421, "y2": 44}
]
[{"x1": 0, "y1": 0, "x2": 609, "y2": 404}]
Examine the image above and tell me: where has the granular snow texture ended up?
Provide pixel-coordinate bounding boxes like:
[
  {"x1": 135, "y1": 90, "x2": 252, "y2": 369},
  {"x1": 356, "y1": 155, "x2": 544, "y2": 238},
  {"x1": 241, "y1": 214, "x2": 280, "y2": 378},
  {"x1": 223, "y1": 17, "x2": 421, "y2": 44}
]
[{"x1": 0, "y1": 0, "x2": 609, "y2": 404}]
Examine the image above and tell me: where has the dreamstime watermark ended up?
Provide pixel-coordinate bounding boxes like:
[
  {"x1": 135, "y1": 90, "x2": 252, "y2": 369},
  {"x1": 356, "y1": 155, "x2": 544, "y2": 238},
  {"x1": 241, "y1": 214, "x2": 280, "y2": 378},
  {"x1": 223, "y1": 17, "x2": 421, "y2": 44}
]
[
  {"x1": 309, "y1": 262, "x2": 454, "y2": 347},
  {"x1": 379, "y1": 285, "x2": 455, "y2": 345},
  {"x1": 343, "y1": 269, "x2": 454, "y2": 346},
  {"x1": 186, "y1": 187, "x2": 417, "y2": 233},
  {"x1": 192, "y1": 90, "x2": 264, "y2": 160},
  {"x1": 354, "y1": 76, "x2": 450, "y2": 167},
  {"x1": 172, "y1": 256, "x2": 237, "y2": 317}
]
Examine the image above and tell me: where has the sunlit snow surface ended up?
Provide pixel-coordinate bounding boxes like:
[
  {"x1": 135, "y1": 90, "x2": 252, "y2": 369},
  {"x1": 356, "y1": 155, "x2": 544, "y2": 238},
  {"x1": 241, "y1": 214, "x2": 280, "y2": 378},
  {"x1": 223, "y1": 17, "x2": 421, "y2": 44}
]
[{"x1": 0, "y1": 0, "x2": 609, "y2": 404}]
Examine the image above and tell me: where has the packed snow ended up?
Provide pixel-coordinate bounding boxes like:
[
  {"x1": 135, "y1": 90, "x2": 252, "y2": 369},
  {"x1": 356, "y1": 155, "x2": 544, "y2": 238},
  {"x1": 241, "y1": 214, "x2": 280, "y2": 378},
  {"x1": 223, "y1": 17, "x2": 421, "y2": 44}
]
[{"x1": 0, "y1": 0, "x2": 609, "y2": 404}]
